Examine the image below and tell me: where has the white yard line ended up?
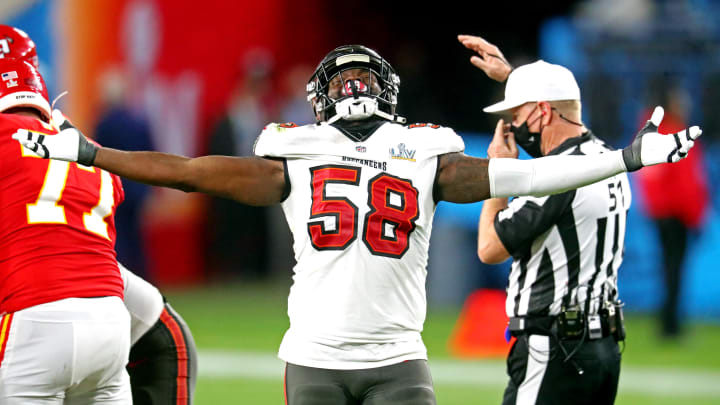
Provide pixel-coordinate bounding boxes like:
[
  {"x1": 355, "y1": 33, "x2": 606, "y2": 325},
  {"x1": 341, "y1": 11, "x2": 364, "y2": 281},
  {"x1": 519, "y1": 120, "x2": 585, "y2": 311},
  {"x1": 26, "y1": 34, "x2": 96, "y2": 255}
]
[{"x1": 198, "y1": 350, "x2": 720, "y2": 398}]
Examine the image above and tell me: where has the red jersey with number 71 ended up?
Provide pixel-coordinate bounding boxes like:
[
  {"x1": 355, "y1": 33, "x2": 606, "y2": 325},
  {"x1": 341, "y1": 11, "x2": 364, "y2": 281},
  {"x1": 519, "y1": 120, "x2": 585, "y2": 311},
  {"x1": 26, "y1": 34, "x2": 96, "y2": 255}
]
[{"x1": 0, "y1": 113, "x2": 125, "y2": 313}]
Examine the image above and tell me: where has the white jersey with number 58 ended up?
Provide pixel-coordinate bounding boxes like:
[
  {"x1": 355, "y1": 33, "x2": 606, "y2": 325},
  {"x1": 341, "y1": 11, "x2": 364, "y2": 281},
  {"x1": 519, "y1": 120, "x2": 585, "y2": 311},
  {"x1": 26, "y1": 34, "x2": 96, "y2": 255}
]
[{"x1": 254, "y1": 121, "x2": 464, "y2": 369}]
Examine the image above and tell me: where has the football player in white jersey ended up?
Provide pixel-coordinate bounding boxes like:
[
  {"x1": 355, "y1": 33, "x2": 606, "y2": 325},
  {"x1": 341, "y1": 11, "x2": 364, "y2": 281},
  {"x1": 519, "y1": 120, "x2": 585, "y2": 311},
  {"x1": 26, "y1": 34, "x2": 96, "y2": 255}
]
[{"x1": 14, "y1": 45, "x2": 701, "y2": 404}]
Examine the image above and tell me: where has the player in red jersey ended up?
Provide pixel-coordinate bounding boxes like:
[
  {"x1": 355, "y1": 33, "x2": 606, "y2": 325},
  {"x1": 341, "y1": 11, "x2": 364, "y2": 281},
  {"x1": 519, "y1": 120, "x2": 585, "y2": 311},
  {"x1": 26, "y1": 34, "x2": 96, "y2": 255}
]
[
  {"x1": 0, "y1": 24, "x2": 197, "y2": 404},
  {"x1": 0, "y1": 58, "x2": 131, "y2": 403}
]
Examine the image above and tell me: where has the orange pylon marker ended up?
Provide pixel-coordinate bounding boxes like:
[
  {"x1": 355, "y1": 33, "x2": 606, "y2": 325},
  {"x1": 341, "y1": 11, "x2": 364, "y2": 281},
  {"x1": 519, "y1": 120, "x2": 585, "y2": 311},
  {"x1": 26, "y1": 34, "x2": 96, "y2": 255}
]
[{"x1": 449, "y1": 289, "x2": 514, "y2": 358}]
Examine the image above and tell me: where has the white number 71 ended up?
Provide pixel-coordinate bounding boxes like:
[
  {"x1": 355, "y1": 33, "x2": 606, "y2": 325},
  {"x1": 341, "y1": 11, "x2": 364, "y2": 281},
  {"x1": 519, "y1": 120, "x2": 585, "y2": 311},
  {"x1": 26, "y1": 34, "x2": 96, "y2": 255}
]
[{"x1": 27, "y1": 159, "x2": 115, "y2": 240}]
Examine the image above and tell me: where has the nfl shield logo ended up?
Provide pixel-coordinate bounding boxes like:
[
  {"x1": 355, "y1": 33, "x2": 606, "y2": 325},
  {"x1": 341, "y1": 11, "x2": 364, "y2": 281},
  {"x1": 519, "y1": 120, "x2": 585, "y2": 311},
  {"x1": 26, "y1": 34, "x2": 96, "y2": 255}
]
[{"x1": 356, "y1": 146, "x2": 366, "y2": 153}]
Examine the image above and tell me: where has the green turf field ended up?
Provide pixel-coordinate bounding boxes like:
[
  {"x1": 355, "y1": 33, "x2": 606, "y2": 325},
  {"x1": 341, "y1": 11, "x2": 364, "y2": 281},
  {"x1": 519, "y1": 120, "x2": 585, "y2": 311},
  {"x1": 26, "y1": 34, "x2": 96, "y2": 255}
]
[{"x1": 165, "y1": 280, "x2": 720, "y2": 404}]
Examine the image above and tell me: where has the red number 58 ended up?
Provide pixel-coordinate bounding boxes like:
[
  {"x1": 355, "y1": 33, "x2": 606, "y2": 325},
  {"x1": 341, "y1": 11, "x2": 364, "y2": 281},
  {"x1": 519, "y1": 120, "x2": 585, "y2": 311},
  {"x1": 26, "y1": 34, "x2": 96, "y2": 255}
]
[{"x1": 308, "y1": 165, "x2": 419, "y2": 258}]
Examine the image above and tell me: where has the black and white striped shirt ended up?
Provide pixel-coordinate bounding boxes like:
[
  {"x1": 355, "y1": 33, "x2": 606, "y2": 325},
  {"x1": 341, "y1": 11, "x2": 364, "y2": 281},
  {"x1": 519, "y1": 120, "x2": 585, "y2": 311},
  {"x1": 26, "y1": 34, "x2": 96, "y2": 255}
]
[{"x1": 494, "y1": 132, "x2": 631, "y2": 318}]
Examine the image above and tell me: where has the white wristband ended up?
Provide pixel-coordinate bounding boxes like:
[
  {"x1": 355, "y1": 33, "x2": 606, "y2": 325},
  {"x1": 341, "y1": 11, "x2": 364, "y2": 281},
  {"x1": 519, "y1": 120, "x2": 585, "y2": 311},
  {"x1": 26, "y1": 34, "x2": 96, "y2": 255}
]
[{"x1": 489, "y1": 151, "x2": 627, "y2": 198}]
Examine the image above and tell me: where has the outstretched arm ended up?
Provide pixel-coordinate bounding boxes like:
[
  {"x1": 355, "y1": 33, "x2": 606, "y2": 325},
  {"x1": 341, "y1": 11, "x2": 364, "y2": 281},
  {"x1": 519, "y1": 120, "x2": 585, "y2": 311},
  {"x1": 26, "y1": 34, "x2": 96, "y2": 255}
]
[
  {"x1": 94, "y1": 148, "x2": 285, "y2": 206},
  {"x1": 436, "y1": 151, "x2": 627, "y2": 202},
  {"x1": 435, "y1": 116, "x2": 620, "y2": 202},
  {"x1": 13, "y1": 111, "x2": 286, "y2": 206},
  {"x1": 436, "y1": 106, "x2": 702, "y2": 202},
  {"x1": 490, "y1": 106, "x2": 701, "y2": 198}
]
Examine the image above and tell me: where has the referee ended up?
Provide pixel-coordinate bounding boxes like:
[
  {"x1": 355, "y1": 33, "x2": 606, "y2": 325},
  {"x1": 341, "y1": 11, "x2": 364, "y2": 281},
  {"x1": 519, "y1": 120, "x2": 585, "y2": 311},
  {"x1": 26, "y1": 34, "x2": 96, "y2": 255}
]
[{"x1": 462, "y1": 36, "x2": 628, "y2": 405}]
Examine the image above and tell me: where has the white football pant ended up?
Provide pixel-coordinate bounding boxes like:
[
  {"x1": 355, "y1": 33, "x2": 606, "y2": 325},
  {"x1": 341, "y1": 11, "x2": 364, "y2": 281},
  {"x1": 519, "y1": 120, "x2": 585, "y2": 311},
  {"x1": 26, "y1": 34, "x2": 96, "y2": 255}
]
[{"x1": 0, "y1": 297, "x2": 132, "y2": 404}]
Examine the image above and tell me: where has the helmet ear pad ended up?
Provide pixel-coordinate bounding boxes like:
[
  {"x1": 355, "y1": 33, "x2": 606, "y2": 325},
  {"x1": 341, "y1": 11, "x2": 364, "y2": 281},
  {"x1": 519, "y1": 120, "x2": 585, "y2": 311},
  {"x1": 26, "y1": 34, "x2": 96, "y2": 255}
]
[{"x1": 311, "y1": 97, "x2": 325, "y2": 121}]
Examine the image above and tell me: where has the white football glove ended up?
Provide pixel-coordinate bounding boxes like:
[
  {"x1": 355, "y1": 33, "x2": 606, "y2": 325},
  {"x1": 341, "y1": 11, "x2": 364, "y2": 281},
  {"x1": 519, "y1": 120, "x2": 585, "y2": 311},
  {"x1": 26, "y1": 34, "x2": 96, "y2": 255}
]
[
  {"x1": 12, "y1": 109, "x2": 98, "y2": 166},
  {"x1": 622, "y1": 106, "x2": 702, "y2": 171}
]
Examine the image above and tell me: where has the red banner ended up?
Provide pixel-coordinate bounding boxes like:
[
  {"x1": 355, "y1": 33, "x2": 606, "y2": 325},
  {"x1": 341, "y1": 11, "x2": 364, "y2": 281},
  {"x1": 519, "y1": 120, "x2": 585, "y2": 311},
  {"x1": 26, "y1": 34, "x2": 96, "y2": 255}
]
[{"x1": 58, "y1": 0, "x2": 330, "y2": 284}]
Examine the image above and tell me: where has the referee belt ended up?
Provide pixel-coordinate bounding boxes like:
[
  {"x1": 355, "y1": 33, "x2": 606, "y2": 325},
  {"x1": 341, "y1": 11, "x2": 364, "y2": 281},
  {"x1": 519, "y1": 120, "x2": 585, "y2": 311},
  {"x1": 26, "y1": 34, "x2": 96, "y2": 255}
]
[{"x1": 508, "y1": 313, "x2": 615, "y2": 340}]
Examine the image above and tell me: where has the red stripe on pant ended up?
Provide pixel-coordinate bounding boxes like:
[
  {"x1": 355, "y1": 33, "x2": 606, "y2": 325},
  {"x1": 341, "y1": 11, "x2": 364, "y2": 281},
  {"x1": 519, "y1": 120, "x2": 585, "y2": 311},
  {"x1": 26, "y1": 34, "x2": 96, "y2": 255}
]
[
  {"x1": 284, "y1": 364, "x2": 288, "y2": 405},
  {"x1": 0, "y1": 313, "x2": 13, "y2": 367},
  {"x1": 159, "y1": 308, "x2": 189, "y2": 405}
]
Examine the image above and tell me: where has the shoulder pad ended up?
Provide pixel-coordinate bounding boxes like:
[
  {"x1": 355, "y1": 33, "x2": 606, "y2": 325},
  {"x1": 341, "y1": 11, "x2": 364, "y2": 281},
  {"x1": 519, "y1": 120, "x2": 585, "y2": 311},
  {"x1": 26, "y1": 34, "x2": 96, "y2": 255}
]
[
  {"x1": 0, "y1": 113, "x2": 56, "y2": 134},
  {"x1": 395, "y1": 123, "x2": 464, "y2": 157},
  {"x1": 407, "y1": 123, "x2": 442, "y2": 129},
  {"x1": 255, "y1": 123, "x2": 288, "y2": 156},
  {"x1": 260, "y1": 122, "x2": 302, "y2": 133}
]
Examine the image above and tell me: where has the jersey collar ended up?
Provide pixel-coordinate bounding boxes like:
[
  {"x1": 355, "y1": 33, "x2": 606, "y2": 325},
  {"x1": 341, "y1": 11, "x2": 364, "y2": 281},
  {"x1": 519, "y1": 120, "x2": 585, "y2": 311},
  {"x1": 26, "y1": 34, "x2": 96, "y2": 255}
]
[{"x1": 546, "y1": 131, "x2": 598, "y2": 156}]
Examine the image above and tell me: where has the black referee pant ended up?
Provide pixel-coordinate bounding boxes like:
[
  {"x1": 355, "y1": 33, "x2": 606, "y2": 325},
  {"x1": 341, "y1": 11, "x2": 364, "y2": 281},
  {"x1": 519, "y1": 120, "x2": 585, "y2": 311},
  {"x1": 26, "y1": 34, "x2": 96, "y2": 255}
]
[{"x1": 502, "y1": 334, "x2": 620, "y2": 405}]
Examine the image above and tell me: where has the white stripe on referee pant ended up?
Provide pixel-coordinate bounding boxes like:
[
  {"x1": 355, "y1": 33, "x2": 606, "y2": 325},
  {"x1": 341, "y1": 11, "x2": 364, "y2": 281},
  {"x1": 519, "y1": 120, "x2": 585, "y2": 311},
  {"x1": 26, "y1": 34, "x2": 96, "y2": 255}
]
[{"x1": 517, "y1": 335, "x2": 550, "y2": 405}]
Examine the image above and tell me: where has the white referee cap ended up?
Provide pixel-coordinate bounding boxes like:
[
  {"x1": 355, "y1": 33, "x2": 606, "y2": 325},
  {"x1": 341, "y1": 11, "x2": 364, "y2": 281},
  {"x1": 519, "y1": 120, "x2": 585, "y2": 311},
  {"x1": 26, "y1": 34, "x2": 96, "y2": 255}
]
[{"x1": 483, "y1": 60, "x2": 580, "y2": 113}]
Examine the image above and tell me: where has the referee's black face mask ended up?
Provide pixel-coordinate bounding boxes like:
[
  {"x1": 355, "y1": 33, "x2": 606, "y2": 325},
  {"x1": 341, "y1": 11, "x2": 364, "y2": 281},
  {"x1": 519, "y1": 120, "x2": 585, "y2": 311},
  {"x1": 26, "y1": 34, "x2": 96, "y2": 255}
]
[{"x1": 510, "y1": 105, "x2": 544, "y2": 158}]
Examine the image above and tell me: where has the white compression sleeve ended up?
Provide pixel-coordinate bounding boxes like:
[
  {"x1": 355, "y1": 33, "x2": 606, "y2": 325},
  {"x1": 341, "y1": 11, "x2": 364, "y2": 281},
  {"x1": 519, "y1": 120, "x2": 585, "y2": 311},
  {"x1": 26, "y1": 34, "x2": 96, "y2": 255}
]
[
  {"x1": 489, "y1": 150, "x2": 627, "y2": 198},
  {"x1": 120, "y1": 263, "x2": 165, "y2": 345}
]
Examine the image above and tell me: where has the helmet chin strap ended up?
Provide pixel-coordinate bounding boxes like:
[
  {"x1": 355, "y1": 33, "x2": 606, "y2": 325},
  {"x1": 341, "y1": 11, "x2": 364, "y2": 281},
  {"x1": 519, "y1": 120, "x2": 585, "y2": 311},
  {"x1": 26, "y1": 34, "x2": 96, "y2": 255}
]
[
  {"x1": 326, "y1": 96, "x2": 407, "y2": 125},
  {"x1": 374, "y1": 108, "x2": 407, "y2": 124}
]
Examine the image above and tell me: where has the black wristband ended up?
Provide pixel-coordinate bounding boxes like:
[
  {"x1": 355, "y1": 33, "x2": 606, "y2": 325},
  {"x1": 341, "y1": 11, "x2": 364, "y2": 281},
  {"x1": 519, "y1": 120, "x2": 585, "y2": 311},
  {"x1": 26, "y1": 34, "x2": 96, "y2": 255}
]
[
  {"x1": 623, "y1": 118, "x2": 657, "y2": 172},
  {"x1": 59, "y1": 120, "x2": 74, "y2": 131},
  {"x1": 621, "y1": 144, "x2": 642, "y2": 172},
  {"x1": 78, "y1": 136, "x2": 98, "y2": 166}
]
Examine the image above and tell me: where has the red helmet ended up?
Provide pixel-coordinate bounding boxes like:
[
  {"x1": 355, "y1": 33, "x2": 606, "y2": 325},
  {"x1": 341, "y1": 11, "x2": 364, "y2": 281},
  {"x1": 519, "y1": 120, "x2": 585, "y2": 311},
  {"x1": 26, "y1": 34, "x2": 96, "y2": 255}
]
[
  {"x1": 0, "y1": 25, "x2": 38, "y2": 69},
  {"x1": 0, "y1": 58, "x2": 50, "y2": 121}
]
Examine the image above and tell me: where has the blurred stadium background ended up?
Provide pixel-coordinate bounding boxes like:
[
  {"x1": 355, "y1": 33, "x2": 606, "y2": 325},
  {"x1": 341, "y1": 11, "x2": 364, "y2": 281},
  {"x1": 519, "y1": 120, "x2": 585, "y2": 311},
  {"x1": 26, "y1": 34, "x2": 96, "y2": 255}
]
[{"x1": 4, "y1": 0, "x2": 720, "y2": 403}]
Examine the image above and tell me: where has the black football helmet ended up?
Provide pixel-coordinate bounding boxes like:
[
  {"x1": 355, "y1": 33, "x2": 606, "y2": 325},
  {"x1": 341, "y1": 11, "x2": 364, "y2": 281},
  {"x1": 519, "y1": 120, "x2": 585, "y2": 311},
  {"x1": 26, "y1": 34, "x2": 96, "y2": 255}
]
[{"x1": 307, "y1": 45, "x2": 405, "y2": 124}]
